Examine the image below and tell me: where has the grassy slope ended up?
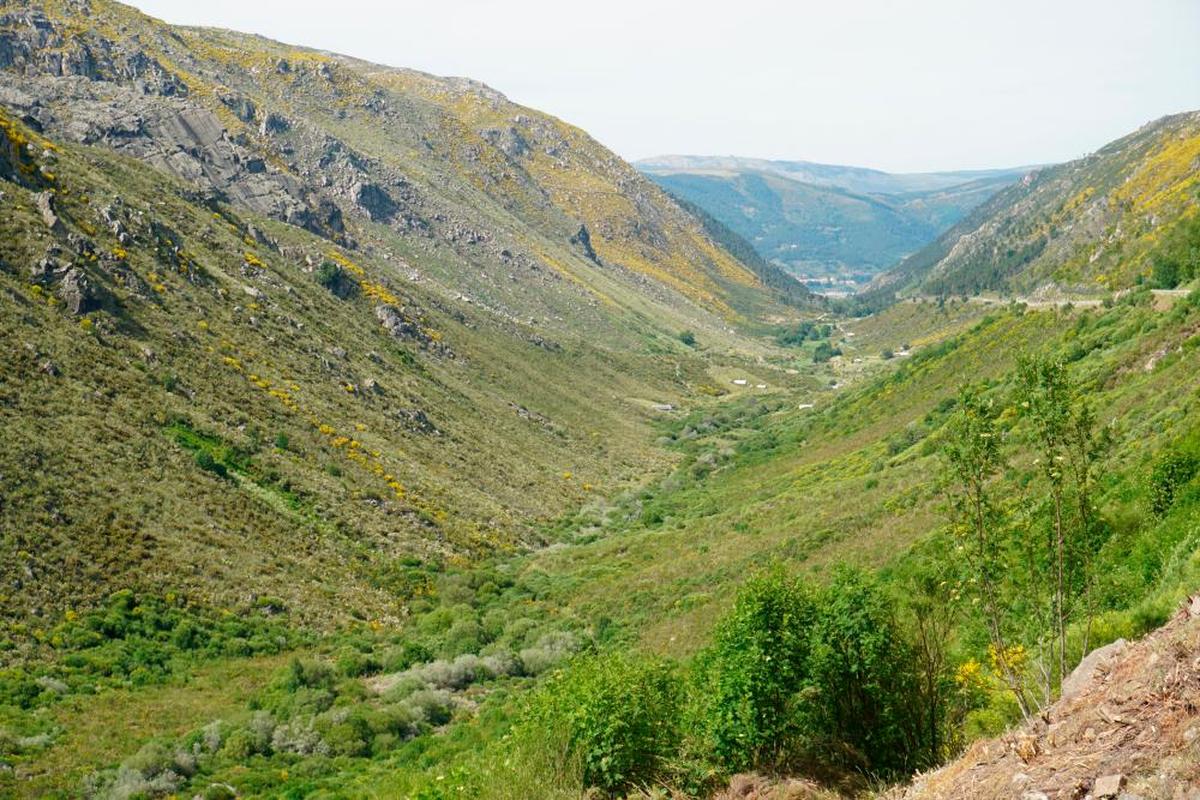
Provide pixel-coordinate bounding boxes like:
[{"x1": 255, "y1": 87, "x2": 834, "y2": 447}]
[
  {"x1": 318, "y1": 289, "x2": 1200, "y2": 798},
  {"x1": 6, "y1": 233, "x2": 1199, "y2": 797},
  {"x1": 0, "y1": 0, "x2": 825, "y2": 630},
  {"x1": 0, "y1": 108, "x2": 805, "y2": 629},
  {"x1": 877, "y1": 111, "x2": 1200, "y2": 297}
]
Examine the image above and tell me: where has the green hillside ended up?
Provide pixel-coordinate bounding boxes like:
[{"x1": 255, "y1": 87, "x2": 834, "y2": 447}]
[
  {"x1": 873, "y1": 111, "x2": 1200, "y2": 298},
  {"x1": 0, "y1": 0, "x2": 826, "y2": 627}
]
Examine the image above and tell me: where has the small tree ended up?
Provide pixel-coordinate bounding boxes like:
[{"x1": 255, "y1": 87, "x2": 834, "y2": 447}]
[
  {"x1": 901, "y1": 569, "x2": 962, "y2": 764},
  {"x1": 1016, "y1": 356, "x2": 1073, "y2": 696},
  {"x1": 941, "y1": 385, "x2": 1031, "y2": 717},
  {"x1": 1016, "y1": 356, "x2": 1106, "y2": 697}
]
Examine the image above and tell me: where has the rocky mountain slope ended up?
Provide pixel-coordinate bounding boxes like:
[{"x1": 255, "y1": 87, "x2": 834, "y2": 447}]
[
  {"x1": 1, "y1": 1, "x2": 808, "y2": 319},
  {"x1": 0, "y1": 0, "x2": 813, "y2": 628},
  {"x1": 637, "y1": 155, "x2": 1026, "y2": 288},
  {"x1": 872, "y1": 111, "x2": 1200, "y2": 299}
]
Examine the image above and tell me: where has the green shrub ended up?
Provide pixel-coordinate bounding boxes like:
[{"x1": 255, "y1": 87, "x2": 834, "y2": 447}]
[
  {"x1": 381, "y1": 641, "x2": 433, "y2": 673},
  {"x1": 678, "y1": 330, "x2": 696, "y2": 347},
  {"x1": 812, "y1": 342, "x2": 841, "y2": 363},
  {"x1": 1150, "y1": 450, "x2": 1199, "y2": 517},
  {"x1": 1152, "y1": 256, "x2": 1181, "y2": 289},
  {"x1": 442, "y1": 618, "x2": 485, "y2": 657},
  {"x1": 221, "y1": 728, "x2": 257, "y2": 760},
  {"x1": 194, "y1": 449, "x2": 227, "y2": 478},
  {"x1": 280, "y1": 659, "x2": 335, "y2": 692},
  {"x1": 776, "y1": 321, "x2": 830, "y2": 346},
  {"x1": 335, "y1": 648, "x2": 379, "y2": 678},
  {"x1": 690, "y1": 570, "x2": 815, "y2": 771},
  {"x1": 520, "y1": 652, "x2": 681, "y2": 795},
  {"x1": 805, "y1": 567, "x2": 923, "y2": 773},
  {"x1": 315, "y1": 260, "x2": 356, "y2": 297},
  {"x1": 321, "y1": 713, "x2": 371, "y2": 757},
  {"x1": 689, "y1": 566, "x2": 929, "y2": 777}
]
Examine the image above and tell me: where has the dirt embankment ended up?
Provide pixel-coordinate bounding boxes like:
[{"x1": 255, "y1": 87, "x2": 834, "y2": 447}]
[{"x1": 890, "y1": 598, "x2": 1200, "y2": 800}]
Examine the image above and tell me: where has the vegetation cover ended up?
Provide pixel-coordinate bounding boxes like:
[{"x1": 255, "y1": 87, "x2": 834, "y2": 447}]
[{"x1": 0, "y1": 3, "x2": 1198, "y2": 799}]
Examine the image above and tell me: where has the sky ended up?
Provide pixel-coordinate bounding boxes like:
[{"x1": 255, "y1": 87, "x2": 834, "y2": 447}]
[{"x1": 127, "y1": 0, "x2": 1200, "y2": 173}]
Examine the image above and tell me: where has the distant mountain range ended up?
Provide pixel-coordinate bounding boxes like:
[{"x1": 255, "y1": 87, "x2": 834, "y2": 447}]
[{"x1": 636, "y1": 155, "x2": 1033, "y2": 292}]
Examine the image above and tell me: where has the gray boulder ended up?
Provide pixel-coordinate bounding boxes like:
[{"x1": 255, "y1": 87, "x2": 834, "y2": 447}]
[
  {"x1": 1061, "y1": 638, "x2": 1126, "y2": 702},
  {"x1": 57, "y1": 267, "x2": 98, "y2": 315}
]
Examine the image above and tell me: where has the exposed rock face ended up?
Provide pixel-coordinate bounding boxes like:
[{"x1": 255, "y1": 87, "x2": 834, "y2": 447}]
[
  {"x1": 479, "y1": 125, "x2": 530, "y2": 158},
  {"x1": 29, "y1": 250, "x2": 65, "y2": 283},
  {"x1": 0, "y1": 9, "x2": 186, "y2": 96},
  {"x1": 0, "y1": 0, "x2": 793, "y2": 351},
  {"x1": 886, "y1": 597, "x2": 1200, "y2": 800},
  {"x1": 290, "y1": 198, "x2": 346, "y2": 240},
  {"x1": 375, "y1": 304, "x2": 423, "y2": 340},
  {"x1": 570, "y1": 223, "x2": 599, "y2": 264},
  {"x1": 35, "y1": 189, "x2": 61, "y2": 231},
  {"x1": 57, "y1": 267, "x2": 98, "y2": 314},
  {"x1": 259, "y1": 111, "x2": 289, "y2": 136},
  {"x1": 391, "y1": 408, "x2": 441, "y2": 436},
  {"x1": 1091, "y1": 773, "x2": 1125, "y2": 798},
  {"x1": 1060, "y1": 638, "x2": 1126, "y2": 702},
  {"x1": 2, "y1": 75, "x2": 313, "y2": 224},
  {"x1": 376, "y1": 304, "x2": 453, "y2": 357},
  {"x1": 218, "y1": 92, "x2": 256, "y2": 123},
  {"x1": 351, "y1": 181, "x2": 398, "y2": 222}
]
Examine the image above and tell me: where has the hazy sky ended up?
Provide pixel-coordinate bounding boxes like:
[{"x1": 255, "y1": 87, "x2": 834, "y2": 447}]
[{"x1": 128, "y1": 0, "x2": 1199, "y2": 172}]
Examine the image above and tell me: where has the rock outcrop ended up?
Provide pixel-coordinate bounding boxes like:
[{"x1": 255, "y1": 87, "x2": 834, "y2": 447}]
[{"x1": 888, "y1": 597, "x2": 1200, "y2": 800}]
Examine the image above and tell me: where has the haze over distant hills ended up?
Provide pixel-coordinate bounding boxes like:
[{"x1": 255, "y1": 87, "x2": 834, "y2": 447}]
[{"x1": 637, "y1": 154, "x2": 1033, "y2": 293}]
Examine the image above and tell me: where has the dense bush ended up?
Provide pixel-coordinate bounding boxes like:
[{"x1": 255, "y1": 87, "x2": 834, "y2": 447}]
[
  {"x1": 690, "y1": 570, "x2": 815, "y2": 771},
  {"x1": 0, "y1": 591, "x2": 296, "y2": 709},
  {"x1": 776, "y1": 321, "x2": 831, "y2": 347},
  {"x1": 804, "y1": 568, "x2": 924, "y2": 773},
  {"x1": 689, "y1": 567, "x2": 930, "y2": 777},
  {"x1": 1149, "y1": 214, "x2": 1200, "y2": 289},
  {"x1": 314, "y1": 260, "x2": 357, "y2": 298},
  {"x1": 519, "y1": 652, "x2": 682, "y2": 795},
  {"x1": 812, "y1": 341, "x2": 841, "y2": 363},
  {"x1": 1150, "y1": 450, "x2": 1199, "y2": 517}
]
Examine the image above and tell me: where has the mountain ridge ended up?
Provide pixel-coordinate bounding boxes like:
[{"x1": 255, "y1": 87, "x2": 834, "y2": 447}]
[
  {"x1": 637, "y1": 153, "x2": 1036, "y2": 195},
  {"x1": 869, "y1": 109, "x2": 1200, "y2": 299}
]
